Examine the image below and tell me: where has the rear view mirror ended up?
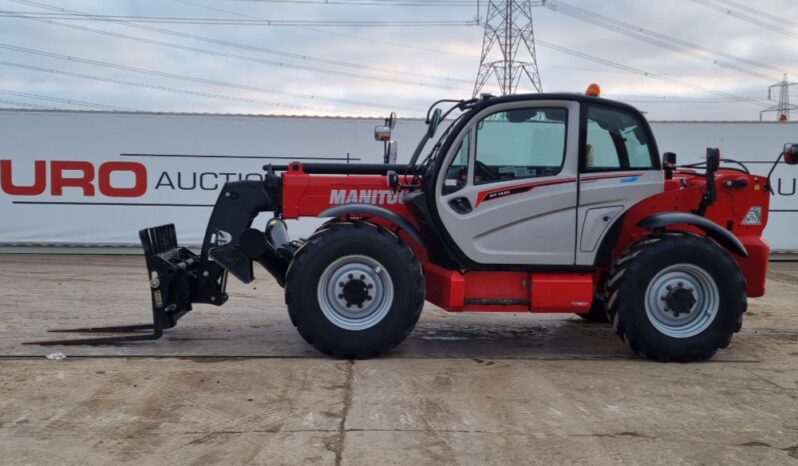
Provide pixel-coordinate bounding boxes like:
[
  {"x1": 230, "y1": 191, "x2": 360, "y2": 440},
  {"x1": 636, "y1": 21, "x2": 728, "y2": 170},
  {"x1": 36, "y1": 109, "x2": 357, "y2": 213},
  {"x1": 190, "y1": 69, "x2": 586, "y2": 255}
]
[
  {"x1": 374, "y1": 125, "x2": 392, "y2": 142},
  {"x1": 706, "y1": 147, "x2": 721, "y2": 171},
  {"x1": 663, "y1": 152, "x2": 677, "y2": 165},
  {"x1": 783, "y1": 143, "x2": 798, "y2": 165}
]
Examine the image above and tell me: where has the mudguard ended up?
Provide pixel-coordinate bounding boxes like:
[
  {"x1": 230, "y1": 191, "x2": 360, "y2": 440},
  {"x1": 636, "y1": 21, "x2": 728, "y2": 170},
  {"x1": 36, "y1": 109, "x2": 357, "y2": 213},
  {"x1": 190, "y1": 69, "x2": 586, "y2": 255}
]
[
  {"x1": 638, "y1": 212, "x2": 748, "y2": 257},
  {"x1": 319, "y1": 203, "x2": 424, "y2": 246}
]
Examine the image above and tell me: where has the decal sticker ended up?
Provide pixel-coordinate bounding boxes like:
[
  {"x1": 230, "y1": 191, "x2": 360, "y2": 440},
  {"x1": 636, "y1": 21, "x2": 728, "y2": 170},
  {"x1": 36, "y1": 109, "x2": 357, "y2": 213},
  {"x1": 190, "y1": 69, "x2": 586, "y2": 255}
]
[
  {"x1": 329, "y1": 189, "x2": 405, "y2": 206},
  {"x1": 581, "y1": 173, "x2": 644, "y2": 183},
  {"x1": 742, "y1": 206, "x2": 763, "y2": 225},
  {"x1": 476, "y1": 178, "x2": 576, "y2": 206}
]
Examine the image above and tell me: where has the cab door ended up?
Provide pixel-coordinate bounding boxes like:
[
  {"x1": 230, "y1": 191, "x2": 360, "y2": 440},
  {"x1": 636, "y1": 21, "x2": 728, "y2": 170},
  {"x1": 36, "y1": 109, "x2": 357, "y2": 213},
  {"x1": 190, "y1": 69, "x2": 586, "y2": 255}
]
[
  {"x1": 576, "y1": 104, "x2": 664, "y2": 265},
  {"x1": 435, "y1": 100, "x2": 581, "y2": 265}
]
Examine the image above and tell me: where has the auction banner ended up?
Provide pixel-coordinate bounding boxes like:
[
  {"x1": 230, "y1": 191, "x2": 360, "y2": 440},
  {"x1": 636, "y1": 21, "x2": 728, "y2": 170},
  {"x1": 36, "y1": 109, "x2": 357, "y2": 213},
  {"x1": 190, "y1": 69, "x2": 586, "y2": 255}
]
[
  {"x1": 0, "y1": 110, "x2": 795, "y2": 251},
  {"x1": 0, "y1": 110, "x2": 424, "y2": 247}
]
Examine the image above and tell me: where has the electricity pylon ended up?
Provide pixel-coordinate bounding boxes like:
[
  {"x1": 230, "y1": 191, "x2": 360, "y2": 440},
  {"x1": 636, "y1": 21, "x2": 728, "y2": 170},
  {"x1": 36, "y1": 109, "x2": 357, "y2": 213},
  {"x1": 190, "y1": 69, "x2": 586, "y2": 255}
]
[
  {"x1": 473, "y1": 0, "x2": 545, "y2": 97},
  {"x1": 761, "y1": 74, "x2": 798, "y2": 122}
]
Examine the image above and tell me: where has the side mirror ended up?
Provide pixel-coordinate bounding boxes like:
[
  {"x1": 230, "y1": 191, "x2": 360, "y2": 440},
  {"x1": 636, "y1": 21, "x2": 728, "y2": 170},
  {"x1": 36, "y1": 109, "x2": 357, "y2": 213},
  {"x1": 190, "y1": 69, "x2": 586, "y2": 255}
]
[
  {"x1": 374, "y1": 125, "x2": 392, "y2": 142},
  {"x1": 783, "y1": 143, "x2": 798, "y2": 165},
  {"x1": 662, "y1": 152, "x2": 677, "y2": 180},
  {"x1": 386, "y1": 140, "x2": 397, "y2": 164},
  {"x1": 706, "y1": 147, "x2": 721, "y2": 172},
  {"x1": 386, "y1": 112, "x2": 397, "y2": 130},
  {"x1": 663, "y1": 152, "x2": 677, "y2": 166}
]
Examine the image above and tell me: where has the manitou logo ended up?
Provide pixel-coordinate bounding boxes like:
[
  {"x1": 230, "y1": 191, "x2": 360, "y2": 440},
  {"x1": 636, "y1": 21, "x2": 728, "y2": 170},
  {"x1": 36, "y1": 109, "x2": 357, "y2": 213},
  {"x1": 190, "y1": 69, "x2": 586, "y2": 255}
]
[
  {"x1": 0, "y1": 160, "x2": 147, "y2": 197},
  {"x1": 329, "y1": 189, "x2": 405, "y2": 205}
]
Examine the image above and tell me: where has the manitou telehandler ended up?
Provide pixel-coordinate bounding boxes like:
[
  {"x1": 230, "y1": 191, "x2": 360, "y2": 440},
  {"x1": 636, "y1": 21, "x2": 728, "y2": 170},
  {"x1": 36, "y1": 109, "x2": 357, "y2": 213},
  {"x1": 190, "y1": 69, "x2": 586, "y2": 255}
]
[{"x1": 39, "y1": 87, "x2": 798, "y2": 361}]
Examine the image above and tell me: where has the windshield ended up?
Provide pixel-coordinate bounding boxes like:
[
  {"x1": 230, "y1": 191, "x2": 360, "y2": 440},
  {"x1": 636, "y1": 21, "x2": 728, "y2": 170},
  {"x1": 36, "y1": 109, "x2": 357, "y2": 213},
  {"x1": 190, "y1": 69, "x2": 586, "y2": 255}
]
[
  {"x1": 407, "y1": 97, "x2": 480, "y2": 172},
  {"x1": 416, "y1": 113, "x2": 468, "y2": 170}
]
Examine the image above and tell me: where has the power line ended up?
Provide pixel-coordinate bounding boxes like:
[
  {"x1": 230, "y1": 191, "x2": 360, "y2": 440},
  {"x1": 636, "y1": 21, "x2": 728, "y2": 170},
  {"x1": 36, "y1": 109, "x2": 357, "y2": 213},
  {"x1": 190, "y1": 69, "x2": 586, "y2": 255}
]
[
  {"x1": 0, "y1": 61, "x2": 382, "y2": 115},
  {"x1": 613, "y1": 97, "x2": 763, "y2": 104},
  {"x1": 609, "y1": 94, "x2": 766, "y2": 102},
  {"x1": 4, "y1": 0, "x2": 771, "y2": 113},
  {"x1": 690, "y1": 0, "x2": 798, "y2": 40},
  {"x1": 224, "y1": 0, "x2": 478, "y2": 5},
  {"x1": 10, "y1": 15, "x2": 470, "y2": 91},
  {"x1": 9, "y1": 0, "x2": 472, "y2": 85},
  {"x1": 535, "y1": 39, "x2": 771, "y2": 108},
  {"x1": 546, "y1": 0, "x2": 782, "y2": 81},
  {"x1": 0, "y1": 10, "x2": 478, "y2": 26},
  {"x1": 219, "y1": 0, "x2": 776, "y2": 107},
  {"x1": 711, "y1": 0, "x2": 798, "y2": 29},
  {"x1": 0, "y1": 89, "x2": 138, "y2": 110},
  {"x1": 0, "y1": 98, "x2": 56, "y2": 109},
  {"x1": 172, "y1": 0, "x2": 479, "y2": 59},
  {"x1": 0, "y1": 42, "x2": 422, "y2": 111}
]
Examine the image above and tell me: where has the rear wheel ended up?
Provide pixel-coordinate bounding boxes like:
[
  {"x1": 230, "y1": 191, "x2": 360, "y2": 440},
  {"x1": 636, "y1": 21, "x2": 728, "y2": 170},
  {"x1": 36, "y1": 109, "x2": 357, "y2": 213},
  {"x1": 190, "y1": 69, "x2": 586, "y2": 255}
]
[
  {"x1": 607, "y1": 233, "x2": 746, "y2": 362},
  {"x1": 285, "y1": 221, "x2": 424, "y2": 359}
]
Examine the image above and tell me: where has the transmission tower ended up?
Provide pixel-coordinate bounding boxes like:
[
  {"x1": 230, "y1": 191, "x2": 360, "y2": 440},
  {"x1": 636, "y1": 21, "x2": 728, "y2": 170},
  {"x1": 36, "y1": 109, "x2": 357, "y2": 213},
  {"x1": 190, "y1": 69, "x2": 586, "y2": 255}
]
[
  {"x1": 761, "y1": 74, "x2": 798, "y2": 121},
  {"x1": 473, "y1": 0, "x2": 545, "y2": 97}
]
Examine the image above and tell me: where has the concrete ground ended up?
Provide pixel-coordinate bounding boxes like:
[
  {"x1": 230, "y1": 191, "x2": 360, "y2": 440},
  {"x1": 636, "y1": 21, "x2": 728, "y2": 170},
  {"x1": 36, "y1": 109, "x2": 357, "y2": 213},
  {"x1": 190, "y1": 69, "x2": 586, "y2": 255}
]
[{"x1": 1, "y1": 255, "x2": 797, "y2": 465}]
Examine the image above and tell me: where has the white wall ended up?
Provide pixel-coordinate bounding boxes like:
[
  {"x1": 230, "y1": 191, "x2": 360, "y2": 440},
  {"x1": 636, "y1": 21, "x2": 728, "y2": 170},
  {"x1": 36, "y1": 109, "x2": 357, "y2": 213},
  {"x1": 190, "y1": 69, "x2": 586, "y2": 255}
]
[
  {"x1": 652, "y1": 121, "x2": 798, "y2": 251},
  {"x1": 0, "y1": 110, "x2": 795, "y2": 251}
]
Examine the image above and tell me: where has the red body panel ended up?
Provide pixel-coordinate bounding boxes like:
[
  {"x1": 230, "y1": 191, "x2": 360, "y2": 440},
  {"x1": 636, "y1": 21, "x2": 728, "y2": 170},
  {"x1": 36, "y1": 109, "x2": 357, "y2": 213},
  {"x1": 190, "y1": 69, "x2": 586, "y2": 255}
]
[
  {"x1": 424, "y1": 264, "x2": 594, "y2": 313},
  {"x1": 614, "y1": 169, "x2": 771, "y2": 297},
  {"x1": 280, "y1": 163, "x2": 772, "y2": 312},
  {"x1": 531, "y1": 273, "x2": 593, "y2": 312},
  {"x1": 281, "y1": 163, "x2": 414, "y2": 219}
]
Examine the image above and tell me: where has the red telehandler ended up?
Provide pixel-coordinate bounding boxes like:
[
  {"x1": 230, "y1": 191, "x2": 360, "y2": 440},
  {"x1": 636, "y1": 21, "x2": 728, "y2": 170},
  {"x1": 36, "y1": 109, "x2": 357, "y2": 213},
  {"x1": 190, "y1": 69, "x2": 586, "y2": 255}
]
[{"x1": 37, "y1": 88, "x2": 798, "y2": 361}]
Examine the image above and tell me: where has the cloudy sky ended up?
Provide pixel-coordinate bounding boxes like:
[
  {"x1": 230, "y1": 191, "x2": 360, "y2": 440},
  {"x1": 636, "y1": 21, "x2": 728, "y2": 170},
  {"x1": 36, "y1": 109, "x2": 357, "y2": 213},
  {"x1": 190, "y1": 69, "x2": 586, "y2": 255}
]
[{"x1": 1, "y1": 0, "x2": 797, "y2": 120}]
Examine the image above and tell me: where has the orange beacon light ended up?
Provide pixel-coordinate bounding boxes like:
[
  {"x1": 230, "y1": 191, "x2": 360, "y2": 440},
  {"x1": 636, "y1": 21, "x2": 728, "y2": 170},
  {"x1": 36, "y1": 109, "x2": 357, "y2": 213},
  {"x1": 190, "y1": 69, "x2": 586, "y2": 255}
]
[{"x1": 585, "y1": 83, "x2": 601, "y2": 97}]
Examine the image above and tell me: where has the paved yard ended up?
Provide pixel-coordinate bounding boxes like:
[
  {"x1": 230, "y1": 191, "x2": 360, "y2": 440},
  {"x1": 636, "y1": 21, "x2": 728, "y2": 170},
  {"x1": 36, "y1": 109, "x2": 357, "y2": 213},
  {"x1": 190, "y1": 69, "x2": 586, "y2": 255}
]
[{"x1": 1, "y1": 255, "x2": 797, "y2": 465}]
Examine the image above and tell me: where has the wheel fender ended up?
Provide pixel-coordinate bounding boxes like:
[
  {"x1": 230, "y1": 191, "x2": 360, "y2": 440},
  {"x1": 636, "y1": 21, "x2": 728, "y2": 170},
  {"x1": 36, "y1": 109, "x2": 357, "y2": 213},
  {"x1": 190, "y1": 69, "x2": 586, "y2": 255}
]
[
  {"x1": 319, "y1": 203, "x2": 424, "y2": 246},
  {"x1": 637, "y1": 212, "x2": 748, "y2": 257}
]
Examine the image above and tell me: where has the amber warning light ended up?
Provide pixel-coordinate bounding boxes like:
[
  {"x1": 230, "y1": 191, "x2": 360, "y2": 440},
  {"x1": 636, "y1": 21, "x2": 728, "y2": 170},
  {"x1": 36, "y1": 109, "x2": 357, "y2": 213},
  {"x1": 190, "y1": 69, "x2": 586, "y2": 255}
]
[{"x1": 585, "y1": 83, "x2": 601, "y2": 97}]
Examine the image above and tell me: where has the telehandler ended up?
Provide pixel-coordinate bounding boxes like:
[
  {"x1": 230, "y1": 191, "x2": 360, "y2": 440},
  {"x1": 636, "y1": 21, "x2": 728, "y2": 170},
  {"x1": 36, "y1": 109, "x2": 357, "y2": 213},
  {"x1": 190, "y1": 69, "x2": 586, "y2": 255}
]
[{"x1": 39, "y1": 86, "x2": 797, "y2": 361}]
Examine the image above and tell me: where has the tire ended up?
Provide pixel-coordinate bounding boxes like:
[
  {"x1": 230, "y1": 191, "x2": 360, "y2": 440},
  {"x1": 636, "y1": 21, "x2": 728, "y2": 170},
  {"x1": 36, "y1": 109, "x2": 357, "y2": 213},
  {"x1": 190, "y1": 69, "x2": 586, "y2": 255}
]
[
  {"x1": 284, "y1": 221, "x2": 424, "y2": 359},
  {"x1": 606, "y1": 232, "x2": 746, "y2": 362},
  {"x1": 575, "y1": 298, "x2": 610, "y2": 323}
]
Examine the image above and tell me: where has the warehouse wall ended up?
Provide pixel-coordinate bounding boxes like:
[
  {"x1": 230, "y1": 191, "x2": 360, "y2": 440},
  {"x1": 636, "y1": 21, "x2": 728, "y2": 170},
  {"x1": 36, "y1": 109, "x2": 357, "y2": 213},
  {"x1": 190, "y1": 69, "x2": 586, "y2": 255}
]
[{"x1": 0, "y1": 109, "x2": 795, "y2": 251}]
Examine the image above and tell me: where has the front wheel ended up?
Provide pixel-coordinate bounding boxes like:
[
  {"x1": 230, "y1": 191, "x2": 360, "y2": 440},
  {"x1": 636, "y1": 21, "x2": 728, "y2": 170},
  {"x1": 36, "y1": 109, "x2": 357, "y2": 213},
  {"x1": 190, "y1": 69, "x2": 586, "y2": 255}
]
[
  {"x1": 607, "y1": 233, "x2": 746, "y2": 362},
  {"x1": 285, "y1": 221, "x2": 424, "y2": 359}
]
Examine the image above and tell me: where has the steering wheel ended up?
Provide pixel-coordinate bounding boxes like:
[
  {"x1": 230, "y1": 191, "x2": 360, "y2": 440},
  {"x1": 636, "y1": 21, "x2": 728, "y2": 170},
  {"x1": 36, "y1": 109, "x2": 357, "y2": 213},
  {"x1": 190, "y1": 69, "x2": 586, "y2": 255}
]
[{"x1": 474, "y1": 160, "x2": 501, "y2": 181}]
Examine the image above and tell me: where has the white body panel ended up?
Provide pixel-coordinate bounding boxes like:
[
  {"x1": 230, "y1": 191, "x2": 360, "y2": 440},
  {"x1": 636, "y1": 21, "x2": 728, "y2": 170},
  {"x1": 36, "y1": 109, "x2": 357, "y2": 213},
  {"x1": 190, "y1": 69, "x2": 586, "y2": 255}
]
[
  {"x1": 435, "y1": 100, "x2": 581, "y2": 265},
  {"x1": 576, "y1": 170, "x2": 664, "y2": 265},
  {"x1": 579, "y1": 205, "x2": 624, "y2": 253}
]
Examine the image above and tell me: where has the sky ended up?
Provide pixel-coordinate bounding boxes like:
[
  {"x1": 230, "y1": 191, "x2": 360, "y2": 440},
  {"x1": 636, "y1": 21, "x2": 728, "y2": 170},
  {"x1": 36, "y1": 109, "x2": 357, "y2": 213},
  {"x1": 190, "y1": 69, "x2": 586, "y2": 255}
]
[{"x1": 1, "y1": 0, "x2": 798, "y2": 121}]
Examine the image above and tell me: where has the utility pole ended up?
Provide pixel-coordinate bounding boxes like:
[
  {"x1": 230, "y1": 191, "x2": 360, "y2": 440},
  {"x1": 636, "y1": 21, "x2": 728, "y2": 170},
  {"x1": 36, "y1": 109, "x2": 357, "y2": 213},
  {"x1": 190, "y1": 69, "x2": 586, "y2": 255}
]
[
  {"x1": 473, "y1": 0, "x2": 545, "y2": 97},
  {"x1": 761, "y1": 74, "x2": 798, "y2": 122}
]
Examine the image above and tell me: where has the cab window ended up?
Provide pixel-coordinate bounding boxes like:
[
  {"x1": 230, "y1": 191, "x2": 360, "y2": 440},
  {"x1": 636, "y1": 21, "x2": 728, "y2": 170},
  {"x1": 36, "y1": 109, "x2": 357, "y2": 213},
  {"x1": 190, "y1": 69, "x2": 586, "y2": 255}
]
[
  {"x1": 442, "y1": 130, "x2": 471, "y2": 195},
  {"x1": 474, "y1": 108, "x2": 568, "y2": 185},
  {"x1": 584, "y1": 105, "x2": 656, "y2": 171}
]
